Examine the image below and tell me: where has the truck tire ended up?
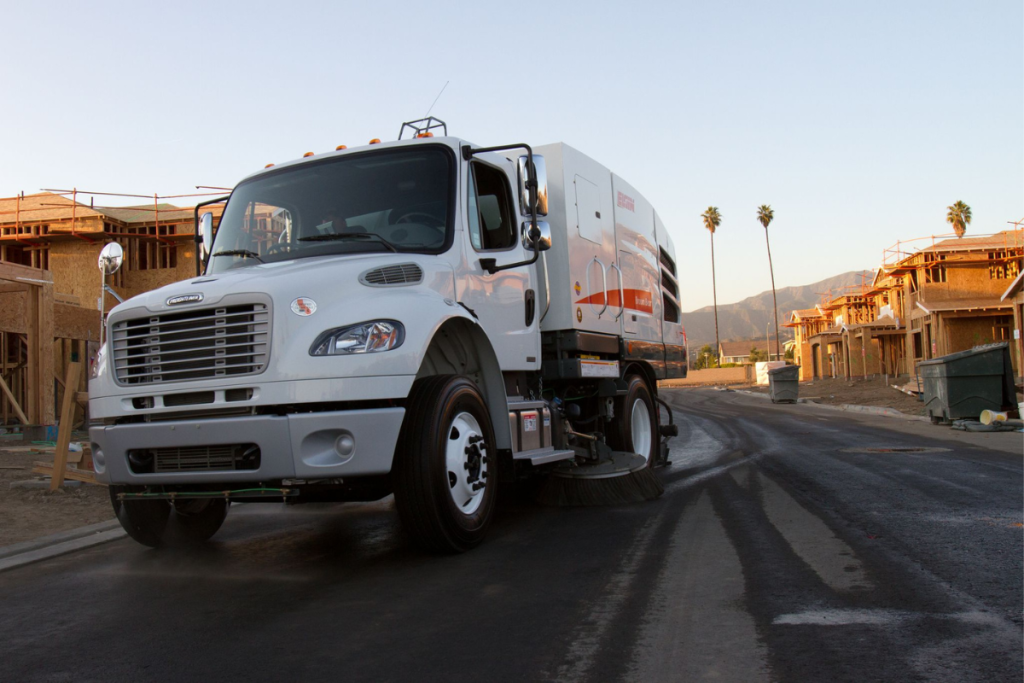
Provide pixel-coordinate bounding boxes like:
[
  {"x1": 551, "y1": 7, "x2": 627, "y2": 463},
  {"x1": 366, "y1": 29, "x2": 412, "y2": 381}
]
[
  {"x1": 608, "y1": 374, "x2": 658, "y2": 466},
  {"x1": 170, "y1": 499, "x2": 229, "y2": 542},
  {"x1": 392, "y1": 375, "x2": 498, "y2": 553},
  {"x1": 110, "y1": 486, "x2": 171, "y2": 548}
]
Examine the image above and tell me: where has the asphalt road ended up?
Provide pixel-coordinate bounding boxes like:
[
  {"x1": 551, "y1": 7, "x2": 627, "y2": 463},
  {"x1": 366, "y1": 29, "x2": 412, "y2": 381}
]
[{"x1": 1, "y1": 389, "x2": 1021, "y2": 682}]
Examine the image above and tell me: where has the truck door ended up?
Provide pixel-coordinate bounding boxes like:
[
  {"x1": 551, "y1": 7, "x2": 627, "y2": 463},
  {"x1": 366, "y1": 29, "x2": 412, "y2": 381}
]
[{"x1": 456, "y1": 158, "x2": 541, "y2": 372}]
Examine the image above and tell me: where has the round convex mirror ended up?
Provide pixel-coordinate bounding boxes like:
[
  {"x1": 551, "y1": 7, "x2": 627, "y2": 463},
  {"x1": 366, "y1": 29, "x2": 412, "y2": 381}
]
[{"x1": 98, "y1": 242, "x2": 124, "y2": 275}]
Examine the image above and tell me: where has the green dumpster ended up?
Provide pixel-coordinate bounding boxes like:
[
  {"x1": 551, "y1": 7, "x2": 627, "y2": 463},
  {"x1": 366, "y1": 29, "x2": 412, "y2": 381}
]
[
  {"x1": 768, "y1": 364, "x2": 800, "y2": 404},
  {"x1": 918, "y1": 342, "x2": 1016, "y2": 424}
]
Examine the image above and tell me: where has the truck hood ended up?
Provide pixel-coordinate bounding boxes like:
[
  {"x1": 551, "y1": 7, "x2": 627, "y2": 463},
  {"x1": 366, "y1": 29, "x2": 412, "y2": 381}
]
[
  {"x1": 112, "y1": 253, "x2": 451, "y2": 315},
  {"x1": 93, "y1": 253, "x2": 460, "y2": 400}
]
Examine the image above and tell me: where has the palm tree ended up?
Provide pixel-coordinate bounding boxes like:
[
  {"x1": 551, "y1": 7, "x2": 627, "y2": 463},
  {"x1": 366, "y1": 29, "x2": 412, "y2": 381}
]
[
  {"x1": 757, "y1": 204, "x2": 780, "y2": 361},
  {"x1": 946, "y1": 201, "x2": 971, "y2": 238},
  {"x1": 701, "y1": 206, "x2": 722, "y2": 365}
]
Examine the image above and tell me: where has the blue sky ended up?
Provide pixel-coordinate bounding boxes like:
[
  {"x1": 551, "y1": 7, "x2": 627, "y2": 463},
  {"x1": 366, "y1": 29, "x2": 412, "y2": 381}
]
[{"x1": 2, "y1": 0, "x2": 1021, "y2": 309}]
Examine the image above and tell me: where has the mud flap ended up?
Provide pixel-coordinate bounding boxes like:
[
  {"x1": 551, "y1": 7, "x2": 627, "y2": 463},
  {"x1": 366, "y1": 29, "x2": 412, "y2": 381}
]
[{"x1": 654, "y1": 397, "x2": 678, "y2": 467}]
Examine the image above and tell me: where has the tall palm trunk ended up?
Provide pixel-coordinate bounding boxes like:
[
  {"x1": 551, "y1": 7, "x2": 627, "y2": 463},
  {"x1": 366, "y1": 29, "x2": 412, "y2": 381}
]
[
  {"x1": 764, "y1": 228, "x2": 780, "y2": 360},
  {"x1": 710, "y1": 231, "x2": 720, "y2": 366}
]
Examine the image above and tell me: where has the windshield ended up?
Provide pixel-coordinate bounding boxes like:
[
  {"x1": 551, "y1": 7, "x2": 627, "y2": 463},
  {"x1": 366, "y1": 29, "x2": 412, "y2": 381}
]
[{"x1": 207, "y1": 146, "x2": 453, "y2": 273}]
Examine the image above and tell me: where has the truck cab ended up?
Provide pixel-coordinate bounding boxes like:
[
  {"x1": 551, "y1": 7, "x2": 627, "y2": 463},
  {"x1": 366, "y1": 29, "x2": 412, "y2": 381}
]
[{"x1": 90, "y1": 122, "x2": 685, "y2": 552}]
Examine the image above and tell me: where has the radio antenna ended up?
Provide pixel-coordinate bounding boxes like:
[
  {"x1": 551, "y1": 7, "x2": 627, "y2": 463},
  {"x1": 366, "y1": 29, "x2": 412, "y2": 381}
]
[{"x1": 425, "y1": 81, "x2": 449, "y2": 117}]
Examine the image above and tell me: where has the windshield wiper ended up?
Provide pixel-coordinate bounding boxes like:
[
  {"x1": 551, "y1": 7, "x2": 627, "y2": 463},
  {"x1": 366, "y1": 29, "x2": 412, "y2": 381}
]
[
  {"x1": 212, "y1": 249, "x2": 264, "y2": 263},
  {"x1": 298, "y1": 232, "x2": 398, "y2": 252}
]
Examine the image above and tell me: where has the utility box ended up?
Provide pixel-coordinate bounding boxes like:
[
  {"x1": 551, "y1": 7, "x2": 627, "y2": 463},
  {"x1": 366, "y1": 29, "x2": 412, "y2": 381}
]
[
  {"x1": 918, "y1": 342, "x2": 1016, "y2": 424},
  {"x1": 768, "y1": 365, "x2": 799, "y2": 404}
]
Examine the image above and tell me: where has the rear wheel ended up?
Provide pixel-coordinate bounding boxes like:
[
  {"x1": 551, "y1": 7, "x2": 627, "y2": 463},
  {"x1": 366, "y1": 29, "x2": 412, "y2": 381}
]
[
  {"x1": 109, "y1": 486, "x2": 170, "y2": 548},
  {"x1": 608, "y1": 374, "x2": 658, "y2": 467},
  {"x1": 392, "y1": 375, "x2": 498, "y2": 552}
]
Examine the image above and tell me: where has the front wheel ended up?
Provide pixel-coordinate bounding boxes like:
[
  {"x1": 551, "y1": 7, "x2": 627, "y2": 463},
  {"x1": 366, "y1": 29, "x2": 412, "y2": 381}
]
[
  {"x1": 110, "y1": 486, "x2": 170, "y2": 548},
  {"x1": 392, "y1": 375, "x2": 498, "y2": 553},
  {"x1": 608, "y1": 374, "x2": 658, "y2": 467},
  {"x1": 170, "y1": 499, "x2": 229, "y2": 542}
]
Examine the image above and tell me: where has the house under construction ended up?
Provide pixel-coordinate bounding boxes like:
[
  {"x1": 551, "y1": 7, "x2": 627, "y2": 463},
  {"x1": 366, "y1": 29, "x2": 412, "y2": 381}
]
[
  {"x1": 786, "y1": 227, "x2": 1024, "y2": 382},
  {"x1": 0, "y1": 190, "x2": 222, "y2": 427}
]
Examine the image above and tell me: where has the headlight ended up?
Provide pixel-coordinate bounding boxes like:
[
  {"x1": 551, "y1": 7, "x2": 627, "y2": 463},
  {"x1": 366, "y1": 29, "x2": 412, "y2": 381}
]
[
  {"x1": 310, "y1": 320, "x2": 405, "y2": 356},
  {"x1": 90, "y1": 343, "x2": 108, "y2": 380}
]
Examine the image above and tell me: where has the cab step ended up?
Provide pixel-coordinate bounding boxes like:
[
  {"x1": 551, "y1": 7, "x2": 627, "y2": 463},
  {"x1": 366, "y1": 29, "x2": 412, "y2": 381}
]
[{"x1": 512, "y1": 447, "x2": 576, "y2": 466}]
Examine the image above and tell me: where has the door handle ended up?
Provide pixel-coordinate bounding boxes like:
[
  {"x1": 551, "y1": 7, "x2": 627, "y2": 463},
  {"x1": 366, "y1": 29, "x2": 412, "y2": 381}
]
[{"x1": 609, "y1": 263, "x2": 625, "y2": 320}]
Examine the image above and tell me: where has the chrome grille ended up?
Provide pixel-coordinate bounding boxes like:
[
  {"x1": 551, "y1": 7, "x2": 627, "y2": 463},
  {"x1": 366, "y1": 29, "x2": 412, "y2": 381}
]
[
  {"x1": 360, "y1": 263, "x2": 423, "y2": 286},
  {"x1": 112, "y1": 303, "x2": 269, "y2": 385}
]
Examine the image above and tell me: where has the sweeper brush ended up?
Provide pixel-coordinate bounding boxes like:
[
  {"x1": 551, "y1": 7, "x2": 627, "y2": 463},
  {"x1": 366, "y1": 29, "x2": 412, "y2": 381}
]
[{"x1": 536, "y1": 444, "x2": 664, "y2": 507}]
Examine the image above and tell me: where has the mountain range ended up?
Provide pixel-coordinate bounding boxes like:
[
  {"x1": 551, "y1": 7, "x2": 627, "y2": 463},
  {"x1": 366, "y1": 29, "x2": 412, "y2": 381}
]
[{"x1": 682, "y1": 270, "x2": 872, "y2": 349}]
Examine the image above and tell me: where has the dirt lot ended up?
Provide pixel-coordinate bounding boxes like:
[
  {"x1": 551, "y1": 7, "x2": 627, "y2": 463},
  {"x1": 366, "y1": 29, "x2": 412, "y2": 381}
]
[
  {"x1": 0, "y1": 440, "x2": 113, "y2": 547},
  {"x1": 747, "y1": 376, "x2": 932, "y2": 416}
]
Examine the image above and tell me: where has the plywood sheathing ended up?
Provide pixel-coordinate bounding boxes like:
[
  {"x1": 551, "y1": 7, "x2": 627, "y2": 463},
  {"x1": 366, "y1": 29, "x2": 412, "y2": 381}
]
[{"x1": 1, "y1": 192, "x2": 215, "y2": 310}]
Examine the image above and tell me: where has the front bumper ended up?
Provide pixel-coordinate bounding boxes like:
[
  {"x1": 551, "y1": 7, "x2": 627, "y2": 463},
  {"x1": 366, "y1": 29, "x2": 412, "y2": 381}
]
[{"x1": 89, "y1": 408, "x2": 406, "y2": 485}]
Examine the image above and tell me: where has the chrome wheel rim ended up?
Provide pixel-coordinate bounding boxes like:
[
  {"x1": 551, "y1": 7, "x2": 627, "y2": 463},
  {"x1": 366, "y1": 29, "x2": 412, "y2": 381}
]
[{"x1": 445, "y1": 411, "x2": 487, "y2": 515}]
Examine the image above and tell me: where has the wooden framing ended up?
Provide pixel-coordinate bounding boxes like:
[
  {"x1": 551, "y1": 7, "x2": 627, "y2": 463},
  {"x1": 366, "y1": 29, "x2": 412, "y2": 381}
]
[
  {"x1": 789, "y1": 230, "x2": 1023, "y2": 381},
  {"x1": 50, "y1": 361, "x2": 84, "y2": 490},
  {"x1": 0, "y1": 262, "x2": 54, "y2": 425},
  {"x1": 0, "y1": 372, "x2": 28, "y2": 424}
]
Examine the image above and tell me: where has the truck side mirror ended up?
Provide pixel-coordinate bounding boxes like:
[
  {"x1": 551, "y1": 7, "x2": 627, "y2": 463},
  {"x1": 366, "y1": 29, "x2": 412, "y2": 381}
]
[
  {"x1": 518, "y1": 155, "x2": 548, "y2": 216},
  {"x1": 522, "y1": 221, "x2": 552, "y2": 251},
  {"x1": 199, "y1": 212, "x2": 214, "y2": 260}
]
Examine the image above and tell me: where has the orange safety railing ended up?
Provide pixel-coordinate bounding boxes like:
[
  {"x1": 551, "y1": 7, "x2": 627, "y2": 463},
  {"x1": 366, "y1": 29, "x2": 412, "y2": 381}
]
[
  {"x1": 0, "y1": 188, "x2": 228, "y2": 245},
  {"x1": 881, "y1": 225, "x2": 1024, "y2": 269}
]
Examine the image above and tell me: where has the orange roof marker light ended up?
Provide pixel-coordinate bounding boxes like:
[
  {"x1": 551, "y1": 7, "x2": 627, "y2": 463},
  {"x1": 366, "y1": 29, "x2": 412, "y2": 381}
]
[
  {"x1": 336, "y1": 145, "x2": 348, "y2": 151},
  {"x1": 369, "y1": 138, "x2": 381, "y2": 144},
  {"x1": 303, "y1": 152, "x2": 315, "y2": 158},
  {"x1": 416, "y1": 132, "x2": 434, "y2": 138},
  {"x1": 265, "y1": 163, "x2": 275, "y2": 168}
]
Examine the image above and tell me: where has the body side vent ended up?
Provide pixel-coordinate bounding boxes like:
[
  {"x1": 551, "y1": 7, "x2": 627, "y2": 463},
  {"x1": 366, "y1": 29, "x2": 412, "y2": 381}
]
[{"x1": 359, "y1": 263, "x2": 424, "y2": 287}]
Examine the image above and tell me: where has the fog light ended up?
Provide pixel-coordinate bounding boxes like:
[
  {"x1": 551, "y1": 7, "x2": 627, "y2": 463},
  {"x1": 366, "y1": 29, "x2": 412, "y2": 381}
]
[
  {"x1": 92, "y1": 444, "x2": 105, "y2": 474},
  {"x1": 334, "y1": 433, "x2": 355, "y2": 458}
]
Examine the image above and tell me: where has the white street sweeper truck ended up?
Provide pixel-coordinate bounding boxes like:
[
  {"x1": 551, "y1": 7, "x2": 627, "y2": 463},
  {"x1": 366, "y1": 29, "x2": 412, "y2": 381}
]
[{"x1": 88, "y1": 118, "x2": 687, "y2": 552}]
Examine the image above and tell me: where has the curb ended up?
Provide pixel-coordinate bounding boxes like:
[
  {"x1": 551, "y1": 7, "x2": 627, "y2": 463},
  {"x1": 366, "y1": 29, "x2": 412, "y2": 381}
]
[
  {"x1": 0, "y1": 519, "x2": 124, "y2": 574},
  {"x1": 729, "y1": 389, "x2": 930, "y2": 422},
  {"x1": 814, "y1": 402, "x2": 931, "y2": 422}
]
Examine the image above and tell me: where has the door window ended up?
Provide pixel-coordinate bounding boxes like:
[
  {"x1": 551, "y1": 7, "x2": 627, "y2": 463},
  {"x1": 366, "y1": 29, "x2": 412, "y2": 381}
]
[{"x1": 468, "y1": 163, "x2": 515, "y2": 251}]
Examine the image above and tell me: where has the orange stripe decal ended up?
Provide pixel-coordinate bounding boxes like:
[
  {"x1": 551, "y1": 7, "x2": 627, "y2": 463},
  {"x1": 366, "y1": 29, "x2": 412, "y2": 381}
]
[{"x1": 575, "y1": 289, "x2": 653, "y2": 314}]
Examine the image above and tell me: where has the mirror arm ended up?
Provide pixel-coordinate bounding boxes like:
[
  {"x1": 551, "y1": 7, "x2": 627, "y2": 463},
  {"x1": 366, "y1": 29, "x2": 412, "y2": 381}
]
[
  {"x1": 103, "y1": 284, "x2": 125, "y2": 304},
  {"x1": 479, "y1": 238, "x2": 540, "y2": 275},
  {"x1": 462, "y1": 144, "x2": 540, "y2": 276},
  {"x1": 193, "y1": 195, "x2": 230, "y2": 276}
]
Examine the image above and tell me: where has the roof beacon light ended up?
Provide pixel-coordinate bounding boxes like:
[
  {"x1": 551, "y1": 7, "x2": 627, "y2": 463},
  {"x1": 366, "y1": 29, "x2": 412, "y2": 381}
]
[
  {"x1": 265, "y1": 163, "x2": 275, "y2": 168},
  {"x1": 416, "y1": 132, "x2": 434, "y2": 138},
  {"x1": 303, "y1": 152, "x2": 315, "y2": 158},
  {"x1": 336, "y1": 145, "x2": 348, "y2": 150},
  {"x1": 369, "y1": 138, "x2": 381, "y2": 145}
]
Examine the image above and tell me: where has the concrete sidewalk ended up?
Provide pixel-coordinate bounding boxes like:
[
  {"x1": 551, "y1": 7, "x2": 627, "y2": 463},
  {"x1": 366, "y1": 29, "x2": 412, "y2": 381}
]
[{"x1": 0, "y1": 519, "x2": 124, "y2": 574}]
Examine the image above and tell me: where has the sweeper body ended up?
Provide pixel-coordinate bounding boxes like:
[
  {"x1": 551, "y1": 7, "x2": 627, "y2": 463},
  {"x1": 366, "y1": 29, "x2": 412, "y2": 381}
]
[{"x1": 88, "y1": 120, "x2": 687, "y2": 552}]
